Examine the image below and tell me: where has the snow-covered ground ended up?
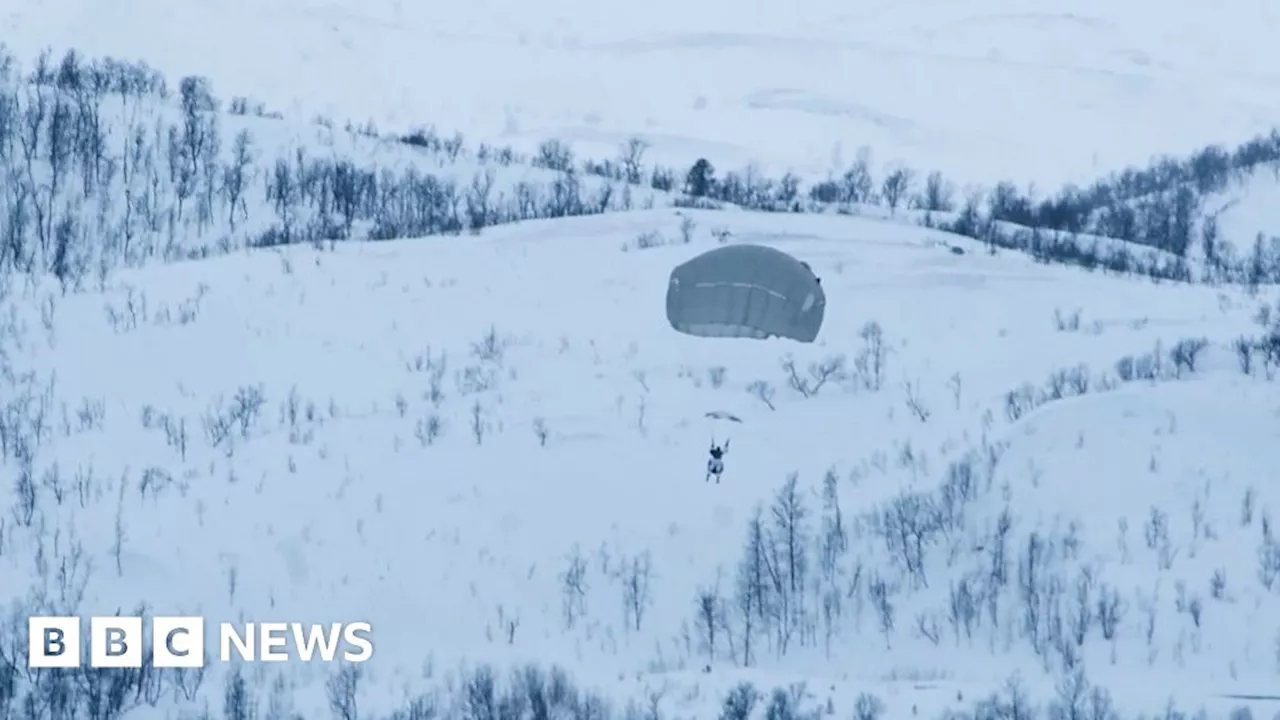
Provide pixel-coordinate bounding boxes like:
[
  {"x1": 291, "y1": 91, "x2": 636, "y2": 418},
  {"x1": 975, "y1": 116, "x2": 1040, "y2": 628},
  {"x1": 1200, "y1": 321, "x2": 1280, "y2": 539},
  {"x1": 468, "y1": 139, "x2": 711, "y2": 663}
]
[
  {"x1": 6, "y1": 0, "x2": 1280, "y2": 187},
  {"x1": 2, "y1": 0, "x2": 1280, "y2": 717},
  {"x1": 1210, "y1": 171, "x2": 1280, "y2": 252},
  {"x1": 2, "y1": 207, "x2": 1280, "y2": 717}
]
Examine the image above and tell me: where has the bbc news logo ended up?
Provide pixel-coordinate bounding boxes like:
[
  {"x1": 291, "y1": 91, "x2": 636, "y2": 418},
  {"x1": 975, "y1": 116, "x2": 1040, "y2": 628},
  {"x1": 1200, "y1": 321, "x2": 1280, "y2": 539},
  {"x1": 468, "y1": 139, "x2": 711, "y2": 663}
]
[{"x1": 28, "y1": 617, "x2": 373, "y2": 668}]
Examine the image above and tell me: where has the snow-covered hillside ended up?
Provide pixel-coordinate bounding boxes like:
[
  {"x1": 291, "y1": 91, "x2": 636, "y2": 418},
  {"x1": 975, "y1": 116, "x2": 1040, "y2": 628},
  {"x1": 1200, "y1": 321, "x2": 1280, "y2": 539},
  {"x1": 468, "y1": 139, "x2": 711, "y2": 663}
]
[
  {"x1": 0, "y1": 38, "x2": 1277, "y2": 292},
  {"x1": 0, "y1": 45, "x2": 681, "y2": 274},
  {"x1": 2, "y1": 1, "x2": 1280, "y2": 718},
  {"x1": 6, "y1": 0, "x2": 1280, "y2": 188},
  {"x1": 2, "y1": 207, "x2": 1280, "y2": 718}
]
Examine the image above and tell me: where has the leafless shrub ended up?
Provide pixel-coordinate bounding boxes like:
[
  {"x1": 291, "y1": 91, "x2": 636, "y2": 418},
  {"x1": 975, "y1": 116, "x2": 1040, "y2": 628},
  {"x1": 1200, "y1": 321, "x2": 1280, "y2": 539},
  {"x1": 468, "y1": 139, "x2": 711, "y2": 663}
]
[
  {"x1": 629, "y1": 230, "x2": 666, "y2": 250},
  {"x1": 325, "y1": 663, "x2": 362, "y2": 720},
  {"x1": 619, "y1": 551, "x2": 654, "y2": 632},
  {"x1": 416, "y1": 413, "x2": 443, "y2": 446},
  {"x1": 1259, "y1": 531, "x2": 1280, "y2": 590},
  {"x1": 1257, "y1": 331, "x2": 1280, "y2": 379},
  {"x1": 853, "y1": 692, "x2": 886, "y2": 720},
  {"x1": 1228, "y1": 706, "x2": 1254, "y2": 720},
  {"x1": 781, "y1": 354, "x2": 846, "y2": 398},
  {"x1": 747, "y1": 380, "x2": 776, "y2": 410},
  {"x1": 456, "y1": 363, "x2": 499, "y2": 394},
  {"x1": 720, "y1": 683, "x2": 760, "y2": 720},
  {"x1": 533, "y1": 138, "x2": 574, "y2": 171},
  {"x1": 1115, "y1": 347, "x2": 1167, "y2": 382},
  {"x1": 706, "y1": 365, "x2": 727, "y2": 389},
  {"x1": 202, "y1": 385, "x2": 265, "y2": 454},
  {"x1": 903, "y1": 380, "x2": 930, "y2": 422},
  {"x1": 1169, "y1": 337, "x2": 1209, "y2": 376},
  {"x1": 1004, "y1": 383, "x2": 1038, "y2": 421},
  {"x1": 1053, "y1": 308, "x2": 1082, "y2": 331},
  {"x1": 1096, "y1": 583, "x2": 1124, "y2": 640},
  {"x1": 470, "y1": 325, "x2": 508, "y2": 365},
  {"x1": 678, "y1": 214, "x2": 696, "y2": 243},
  {"x1": 856, "y1": 322, "x2": 888, "y2": 390},
  {"x1": 947, "y1": 372, "x2": 962, "y2": 409},
  {"x1": 470, "y1": 401, "x2": 487, "y2": 445},
  {"x1": 1242, "y1": 487, "x2": 1256, "y2": 526},
  {"x1": 560, "y1": 546, "x2": 589, "y2": 629},
  {"x1": 12, "y1": 459, "x2": 36, "y2": 526},
  {"x1": 1234, "y1": 336, "x2": 1255, "y2": 374}
]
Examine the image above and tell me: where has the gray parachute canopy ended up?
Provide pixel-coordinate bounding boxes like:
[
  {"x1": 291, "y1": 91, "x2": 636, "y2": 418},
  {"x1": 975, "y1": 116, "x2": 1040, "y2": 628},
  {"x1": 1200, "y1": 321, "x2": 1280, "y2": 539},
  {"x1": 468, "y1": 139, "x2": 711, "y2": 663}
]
[{"x1": 666, "y1": 244, "x2": 825, "y2": 343}]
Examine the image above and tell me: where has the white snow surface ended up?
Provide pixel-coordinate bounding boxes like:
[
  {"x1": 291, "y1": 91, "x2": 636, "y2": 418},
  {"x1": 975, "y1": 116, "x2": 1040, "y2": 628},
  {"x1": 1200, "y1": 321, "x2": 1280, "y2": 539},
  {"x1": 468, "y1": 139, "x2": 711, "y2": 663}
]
[
  {"x1": 3, "y1": 0, "x2": 1280, "y2": 716},
  {"x1": 6, "y1": 0, "x2": 1280, "y2": 186},
  {"x1": 2, "y1": 207, "x2": 1280, "y2": 717}
]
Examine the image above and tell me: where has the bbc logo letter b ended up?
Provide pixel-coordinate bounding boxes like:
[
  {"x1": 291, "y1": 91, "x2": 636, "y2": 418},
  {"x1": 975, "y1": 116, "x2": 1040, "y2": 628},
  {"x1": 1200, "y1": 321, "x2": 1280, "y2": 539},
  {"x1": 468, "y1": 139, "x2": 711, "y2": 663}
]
[
  {"x1": 29, "y1": 617, "x2": 80, "y2": 668},
  {"x1": 91, "y1": 617, "x2": 142, "y2": 668}
]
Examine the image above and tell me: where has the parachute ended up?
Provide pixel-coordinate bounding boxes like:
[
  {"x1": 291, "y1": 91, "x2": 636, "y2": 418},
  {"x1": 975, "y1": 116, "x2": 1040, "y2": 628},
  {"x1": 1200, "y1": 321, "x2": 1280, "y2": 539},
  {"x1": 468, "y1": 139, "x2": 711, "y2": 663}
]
[
  {"x1": 665, "y1": 244, "x2": 825, "y2": 343},
  {"x1": 704, "y1": 410, "x2": 742, "y2": 451}
]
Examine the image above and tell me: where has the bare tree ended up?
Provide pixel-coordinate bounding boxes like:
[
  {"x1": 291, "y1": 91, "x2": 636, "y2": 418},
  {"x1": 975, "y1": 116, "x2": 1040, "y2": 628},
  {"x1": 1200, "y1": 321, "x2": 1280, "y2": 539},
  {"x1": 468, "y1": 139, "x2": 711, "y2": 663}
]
[
  {"x1": 869, "y1": 574, "x2": 895, "y2": 647},
  {"x1": 1048, "y1": 668, "x2": 1089, "y2": 720},
  {"x1": 1169, "y1": 337, "x2": 1209, "y2": 376},
  {"x1": 882, "y1": 491, "x2": 936, "y2": 587},
  {"x1": 619, "y1": 137, "x2": 648, "y2": 184},
  {"x1": 326, "y1": 663, "x2": 362, "y2": 720},
  {"x1": 223, "y1": 667, "x2": 255, "y2": 720},
  {"x1": 223, "y1": 129, "x2": 253, "y2": 229},
  {"x1": 841, "y1": 148, "x2": 875, "y2": 204},
  {"x1": 856, "y1": 322, "x2": 888, "y2": 390},
  {"x1": 560, "y1": 545, "x2": 589, "y2": 629},
  {"x1": 465, "y1": 168, "x2": 496, "y2": 232},
  {"x1": 735, "y1": 506, "x2": 772, "y2": 666},
  {"x1": 694, "y1": 585, "x2": 725, "y2": 663},
  {"x1": 881, "y1": 167, "x2": 913, "y2": 213},
  {"x1": 620, "y1": 551, "x2": 654, "y2": 632},
  {"x1": 768, "y1": 474, "x2": 809, "y2": 654},
  {"x1": 918, "y1": 170, "x2": 954, "y2": 211}
]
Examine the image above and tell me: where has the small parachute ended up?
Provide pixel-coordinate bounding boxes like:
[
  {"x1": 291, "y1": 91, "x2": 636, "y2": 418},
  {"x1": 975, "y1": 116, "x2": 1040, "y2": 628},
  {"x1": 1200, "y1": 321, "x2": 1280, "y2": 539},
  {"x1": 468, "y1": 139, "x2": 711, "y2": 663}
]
[
  {"x1": 666, "y1": 244, "x2": 825, "y2": 343},
  {"x1": 703, "y1": 409, "x2": 745, "y2": 453}
]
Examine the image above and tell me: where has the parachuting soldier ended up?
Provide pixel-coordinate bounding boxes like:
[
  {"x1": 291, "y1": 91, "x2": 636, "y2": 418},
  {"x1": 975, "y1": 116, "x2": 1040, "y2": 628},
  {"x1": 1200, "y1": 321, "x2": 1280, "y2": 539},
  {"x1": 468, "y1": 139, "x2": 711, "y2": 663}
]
[
  {"x1": 706, "y1": 439, "x2": 729, "y2": 483},
  {"x1": 666, "y1": 245, "x2": 820, "y2": 484}
]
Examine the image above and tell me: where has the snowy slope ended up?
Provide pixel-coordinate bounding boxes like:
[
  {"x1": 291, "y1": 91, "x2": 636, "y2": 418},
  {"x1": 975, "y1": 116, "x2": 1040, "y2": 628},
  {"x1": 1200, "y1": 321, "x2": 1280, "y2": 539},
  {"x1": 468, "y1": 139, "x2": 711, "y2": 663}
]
[
  {"x1": 3, "y1": 1, "x2": 1280, "y2": 717},
  {"x1": 5, "y1": 0, "x2": 1280, "y2": 187},
  {"x1": 1209, "y1": 171, "x2": 1280, "y2": 253},
  {"x1": 0, "y1": 47, "x2": 676, "y2": 273},
  {"x1": 2, "y1": 208, "x2": 1279, "y2": 717}
]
